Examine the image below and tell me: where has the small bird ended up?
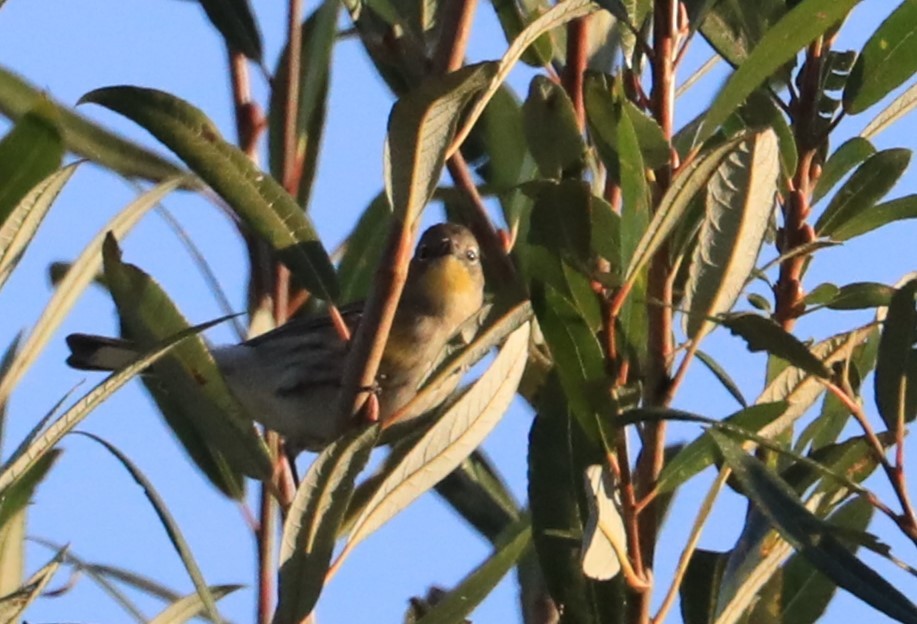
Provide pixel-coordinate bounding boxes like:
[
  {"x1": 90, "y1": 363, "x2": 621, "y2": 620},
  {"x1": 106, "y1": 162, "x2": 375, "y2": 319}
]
[{"x1": 66, "y1": 223, "x2": 486, "y2": 452}]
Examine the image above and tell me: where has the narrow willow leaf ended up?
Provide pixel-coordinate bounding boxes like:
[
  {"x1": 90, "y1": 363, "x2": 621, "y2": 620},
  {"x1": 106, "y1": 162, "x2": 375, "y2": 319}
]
[
  {"x1": 698, "y1": 0, "x2": 859, "y2": 144},
  {"x1": 414, "y1": 517, "x2": 531, "y2": 624},
  {"x1": 275, "y1": 426, "x2": 378, "y2": 624},
  {"x1": 623, "y1": 137, "x2": 741, "y2": 284},
  {"x1": 0, "y1": 163, "x2": 78, "y2": 290},
  {"x1": 778, "y1": 498, "x2": 874, "y2": 623},
  {"x1": 860, "y1": 81, "x2": 917, "y2": 141},
  {"x1": 337, "y1": 193, "x2": 393, "y2": 303},
  {"x1": 451, "y1": 0, "x2": 599, "y2": 152},
  {"x1": 0, "y1": 546, "x2": 64, "y2": 622},
  {"x1": 385, "y1": 63, "x2": 495, "y2": 224},
  {"x1": 0, "y1": 100, "x2": 63, "y2": 223},
  {"x1": 434, "y1": 450, "x2": 520, "y2": 543},
  {"x1": 102, "y1": 235, "x2": 271, "y2": 480},
  {"x1": 0, "y1": 316, "x2": 231, "y2": 494},
  {"x1": 711, "y1": 431, "x2": 917, "y2": 624},
  {"x1": 339, "y1": 323, "x2": 530, "y2": 562},
  {"x1": 696, "y1": 350, "x2": 748, "y2": 408},
  {"x1": 75, "y1": 432, "x2": 224, "y2": 624},
  {"x1": 80, "y1": 86, "x2": 338, "y2": 300},
  {"x1": 683, "y1": 131, "x2": 779, "y2": 341},
  {"x1": 0, "y1": 176, "x2": 186, "y2": 409},
  {"x1": 149, "y1": 584, "x2": 242, "y2": 624},
  {"x1": 721, "y1": 313, "x2": 831, "y2": 378},
  {"x1": 580, "y1": 465, "x2": 625, "y2": 580},
  {"x1": 523, "y1": 76, "x2": 585, "y2": 179},
  {"x1": 198, "y1": 0, "x2": 263, "y2": 62},
  {"x1": 831, "y1": 194, "x2": 917, "y2": 241},
  {"x1": 757, "y1": 324, "x2": 874, "y2": 438},
  {"x1": 844, "y1": 0, "x2": 917, "y2": 114},
  {"x1": 814, "y1": 148, "x2": 911, "y2": 237},
  {"x1": 812, "y1": 137, "x2": 875, "y2": 205},
  {"x1": 0, "y1": 450, "x2": 59, "y2": 531},
  {"x1": 680, "y1": 549, "x2": 728, "y2": 624},
  {"x1": 0, "y1": 508, "x2": 24, "y2": 598},
  {"x1": 826, "y1": 282, "x2": 895, "y2": 310},
  {"x1": 0, "y1": 67, "x2": 186, "y2": 184},
  {"x1": 655, "y1": 402, "x2": 787, "y2": 494},
  {"x1": 874, "y1": 278, "x2": 917, "y2": 429}
]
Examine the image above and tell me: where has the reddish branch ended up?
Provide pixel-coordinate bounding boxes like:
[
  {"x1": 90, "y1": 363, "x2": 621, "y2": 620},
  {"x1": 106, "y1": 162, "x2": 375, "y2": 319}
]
[{"x1": 563, "y1": 15, "x2": 590, "y2": 129}]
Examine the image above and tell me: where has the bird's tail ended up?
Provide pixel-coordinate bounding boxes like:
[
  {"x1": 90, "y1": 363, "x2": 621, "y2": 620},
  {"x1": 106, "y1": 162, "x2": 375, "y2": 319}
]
[{"x1": 66, "y1": 334, "x2": 139, "y2": 371}]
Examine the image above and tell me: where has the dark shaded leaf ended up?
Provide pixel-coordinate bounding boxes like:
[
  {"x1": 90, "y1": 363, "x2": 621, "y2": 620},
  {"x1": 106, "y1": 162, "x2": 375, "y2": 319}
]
[
  {"x1": 695, "y1": 350, "x2": 748, "y2": 408},
  {"x1": 80, "y1": 86, "x2": 338, "y2": 301},
  {"x1": 812, "y1": 137, "x2": 875, "y2": 204},
  {"x1": 721, "y1": 313, "x2": 831, "y2": 378},
  {"x1": 826, "y1": 282, "x2": 895, "y2": 310},
  {"x1": 522, "y1": 76, "x2": 585, "y2": 179},
  {"x1": 711, "y1": 430, "x2": 917, "y2": 624},
  {"x1": 680, "y1": 549, "x2": 728, "y2": 624},
  {"x1": 874, "y1": 278, "x2": 917, "y2": 429},
  {"x1": 198, "y1": 0, "x2": 263, "y2": 62},
  {"x1": 414, "y1": 517, "x2": 531, "y2": 624}
]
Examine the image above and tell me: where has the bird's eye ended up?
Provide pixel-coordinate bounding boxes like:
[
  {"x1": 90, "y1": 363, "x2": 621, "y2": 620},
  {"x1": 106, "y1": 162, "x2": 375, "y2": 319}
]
[
  {"x1": 416, "y1": 244, "x2": 430, "y2": 259},
  {"x1": 465, "y1": 248, "x2": 479, "y2": 263}
]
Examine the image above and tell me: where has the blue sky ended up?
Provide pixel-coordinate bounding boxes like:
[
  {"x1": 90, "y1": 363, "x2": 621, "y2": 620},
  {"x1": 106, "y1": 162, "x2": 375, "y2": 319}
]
[{"x1": 1, "y1": 1, "x2": 915, "y2": 622}]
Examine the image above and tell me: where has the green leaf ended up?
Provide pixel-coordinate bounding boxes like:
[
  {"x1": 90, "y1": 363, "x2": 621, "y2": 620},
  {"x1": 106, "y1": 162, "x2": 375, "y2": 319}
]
[
  {"x1": 0, "y1": 316, "x2": 231, "y2": 495},
  {"x1": 655, "y1": 402, "x2": 787, "y2": 494},
  {"x1": 777, "y1": 498, "x2": 874, "y2": 624},
  {"x1": 488, "y1": 0, "x2": 555, "y2": 66},
  {"x1": 0, "y1": 67, "x2": 187, "y2": 184},
  {"x1": 75, "y1": 432, "x2": 225, "y2": 624},
  {"x1": 385, "y1": 63, "x2": 496, "y2": 224},
  {"x1": 680, "y1": 549, "x2": 728, "y2": 624},
  {"x1": 149, "y1": 584, "x2": 242, "y2": 624},
  {"x1": 102, "y1": 234, "x2": 271, "y2": 481},
  {"x1": 624, "y1": 137, "x2": 742, "y2": 284},
  {"x1": 337, "y1": 193, "x2": 393, "y2": 304},
  {"x1": 815, "y1": 148, "x2": 911, "y2": 237},
  {"x1": 757, "y1": 324, "x2": 875, "y2": 437},
  {"x1": 710, "y1": 430, "x2": 917, "y2": 624},
  {"x1": 0, "y1": 177, "x2": 186, "y2": 411},
  {"x1": 695, "y1": 350, "x2": 748, "y2": 408},
  {"x1": 830, "y1": 193, "x2": 917, "y2": 241},
  {"x1": 698, "y1": 0, "x2": 859, "y2": 144},
  {"x1": 339, "y1": 322, "x2": 530, "y2": 563},
  {"x1": 721, "y1": 312, "x2": 831, "y2": 378},
  {"x1": 275, "y1": 426, "x2": 378, "y2": 624},
  {"x1": 531, "y1": 284, "x2": 605, "y2": 436},
  {"x1": 874, "y1": 278, "x2": 917, "y2": 429},
  {"x1": 683, "y1": 130, "x2": 779, "y2": 341},
  {"x1": 434, "y1": 450, "x2": 520, "y2": 543},
  {"x1": 198, "y1": 0, "x2": 263, "y2": 62},
  {"x1": 528, "y1": 376, "x2": 625, "y2": 624},
  {"x1": 804, "y1": 282, "x2": 840, "y2": 306},
  {"x1": 414, "y1": 517, "x2": 531, "y2": 624},
  {"x1": 694, "y1": 0, "x2": 786, "y2": 67},
  {"x1": 826, "y1": 282, "x2": 896, "y2": 310},
  {"x1": 527, "y1": 179, "x2": 594, "y2": 267},
  {"x1": 0, "y1": 164, "x2": 78, "y2": 290},
  {"x1": 0, "y1": 100, "x2": 63, "y2": 225},
  {"x1": 860, "y1": 80, "x2": 917, "y2": 140},
  {"x1": 844, "y1": 0, "x2": 917, "y2": 114},
  {"x1": 522, "y1": 76, "x2": 585, "y2": 179},
  {"x1": 812, "y1": 137, "x2": 876, "y2": 205},
  {"x1": 0, "y1": 450, "x2": 59, "y2": 531},
  {"x1": 80, "y1": 86, "x2": 338, "y2": 301}
]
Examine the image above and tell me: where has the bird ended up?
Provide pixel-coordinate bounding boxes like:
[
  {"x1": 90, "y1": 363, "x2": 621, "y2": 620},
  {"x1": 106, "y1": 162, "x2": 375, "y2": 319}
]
[{"x1": 66, "y1": 222, "x2": 486, "y2": 452}]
